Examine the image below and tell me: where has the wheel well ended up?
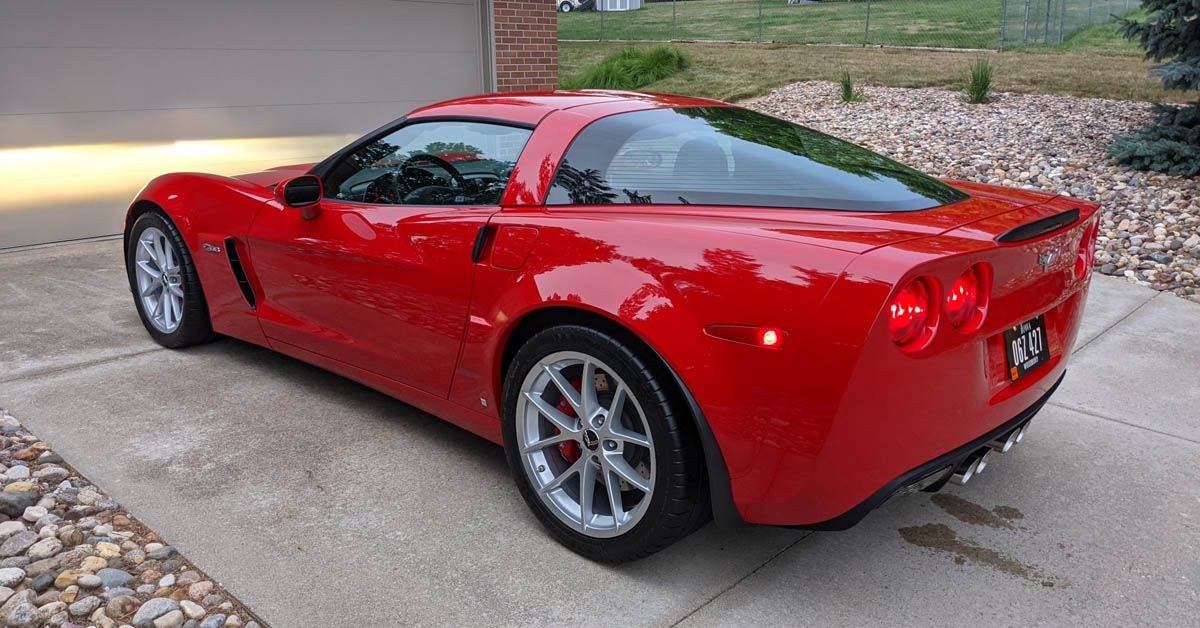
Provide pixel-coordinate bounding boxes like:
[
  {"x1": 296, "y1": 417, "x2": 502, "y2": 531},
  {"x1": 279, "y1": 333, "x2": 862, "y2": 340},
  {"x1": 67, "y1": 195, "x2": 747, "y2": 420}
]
[
  {"x1": 500, "y1": 307, "x2": 656, "y2": 387},
  {"x1": 123, "y1": 200, "x2": 164, "y2": 256},
  {"x1": 499, "y1": 306, "x2": 742, "y2": 527}
]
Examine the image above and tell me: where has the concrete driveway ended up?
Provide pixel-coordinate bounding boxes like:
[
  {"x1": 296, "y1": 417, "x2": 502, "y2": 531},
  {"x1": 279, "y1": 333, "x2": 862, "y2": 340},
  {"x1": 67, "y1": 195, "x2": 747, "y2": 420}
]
[{"x1": 1, "y1": 239, "x2": 1197, "y2": 627}]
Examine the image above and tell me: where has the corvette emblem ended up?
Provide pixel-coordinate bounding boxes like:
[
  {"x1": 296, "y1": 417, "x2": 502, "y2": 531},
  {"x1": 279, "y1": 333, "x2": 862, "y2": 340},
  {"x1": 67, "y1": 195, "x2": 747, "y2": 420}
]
[
  {"x1": 1038, "y1": 248, "x2": 1060, "y2": 272},
  {"x1": 202, "y1": 243, "x2": 222, "y2": 254}
]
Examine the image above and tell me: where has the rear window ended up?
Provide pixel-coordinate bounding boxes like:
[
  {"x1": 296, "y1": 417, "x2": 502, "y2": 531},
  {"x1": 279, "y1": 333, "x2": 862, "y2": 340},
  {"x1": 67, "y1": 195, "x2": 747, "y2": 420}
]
[{"x1": 545, "y1": 107, "x2": 966, "y2": 211}]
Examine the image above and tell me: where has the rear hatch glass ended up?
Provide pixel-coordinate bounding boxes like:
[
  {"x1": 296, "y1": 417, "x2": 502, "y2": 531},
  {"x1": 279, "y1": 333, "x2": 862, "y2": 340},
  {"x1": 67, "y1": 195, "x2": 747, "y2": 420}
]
[{"x1": 545, "y1": 107, "x2": 968, "y2": 211}]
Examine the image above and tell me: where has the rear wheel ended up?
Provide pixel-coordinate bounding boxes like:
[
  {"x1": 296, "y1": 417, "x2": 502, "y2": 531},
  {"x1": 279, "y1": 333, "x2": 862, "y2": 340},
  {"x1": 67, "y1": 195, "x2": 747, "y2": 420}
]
[
  {"x1": 125, "y1": 211, "x2": 216, "y2": 348},
  {"x1": 502, "y1": 325, "x2": 705, "y2": 562},
  {"x1": 559, "y1": 1, "x2": 573, "y2": 12}
]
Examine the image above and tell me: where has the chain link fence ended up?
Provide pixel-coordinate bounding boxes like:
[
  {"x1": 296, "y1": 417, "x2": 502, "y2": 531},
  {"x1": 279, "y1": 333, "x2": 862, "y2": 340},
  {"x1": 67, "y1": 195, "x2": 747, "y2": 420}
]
[
  {"x1": 559, "y1": 0, "x2": 1140, "y2": 51},
  {"x1": 1001, "y1": 0, "x2": 1137, "y2": 47}
]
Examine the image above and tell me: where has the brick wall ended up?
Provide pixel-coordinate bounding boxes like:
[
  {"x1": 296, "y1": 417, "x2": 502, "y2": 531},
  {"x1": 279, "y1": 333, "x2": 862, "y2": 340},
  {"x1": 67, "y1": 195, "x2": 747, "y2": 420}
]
[{"x1": 492, "y1": 0, "x2": 558, "y2": 92}]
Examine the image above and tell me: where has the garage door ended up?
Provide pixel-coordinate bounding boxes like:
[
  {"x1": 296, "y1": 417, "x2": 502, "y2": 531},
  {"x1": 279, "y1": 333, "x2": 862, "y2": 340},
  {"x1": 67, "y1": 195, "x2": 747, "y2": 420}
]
[{"x1": 0, "y1": 0, "x2": 488, "y2": 249}]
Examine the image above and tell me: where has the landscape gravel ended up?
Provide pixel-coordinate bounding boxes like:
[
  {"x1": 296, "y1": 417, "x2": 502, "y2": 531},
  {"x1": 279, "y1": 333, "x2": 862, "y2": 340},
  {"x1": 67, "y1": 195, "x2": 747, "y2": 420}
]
[
  {"x1": 750, "y1": 82, "x2": 1200, "y2": 301},
  {"x1": 0, "y1": 408, "x2": 262, "y2": 628}
]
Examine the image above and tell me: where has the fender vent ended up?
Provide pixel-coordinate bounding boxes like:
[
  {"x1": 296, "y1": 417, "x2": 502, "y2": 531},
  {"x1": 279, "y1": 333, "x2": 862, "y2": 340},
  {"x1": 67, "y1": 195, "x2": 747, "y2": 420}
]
[
  {"x1": 996, "y1": 208, "x2": 1079, "y2": 243},
  {"x1": 224, "y1": 237, "x2": 257, "y2": 309}
]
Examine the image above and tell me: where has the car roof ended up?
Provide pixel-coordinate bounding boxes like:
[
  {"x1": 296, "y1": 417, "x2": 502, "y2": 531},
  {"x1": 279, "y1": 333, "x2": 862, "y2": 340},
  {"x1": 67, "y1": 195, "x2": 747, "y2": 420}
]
[{"x1": 406, "y1": 90, "x2": 731, "y2": 127}]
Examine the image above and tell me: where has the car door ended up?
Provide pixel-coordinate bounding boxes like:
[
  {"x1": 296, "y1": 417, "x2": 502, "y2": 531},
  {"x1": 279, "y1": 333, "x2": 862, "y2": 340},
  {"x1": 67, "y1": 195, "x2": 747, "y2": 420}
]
[{"x1": 245, "y1": 119, "x2": 534, "y2": 398}]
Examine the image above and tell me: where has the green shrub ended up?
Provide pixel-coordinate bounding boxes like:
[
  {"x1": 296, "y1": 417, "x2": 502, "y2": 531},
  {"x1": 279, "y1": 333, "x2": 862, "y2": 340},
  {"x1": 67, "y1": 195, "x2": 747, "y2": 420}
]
[
  {"x1": 838, "y1": 71, "x2": 864, "y2": 103},
  {"x1": 1110, "y1": 1, "x2": 1200, "y2": 175},
  {"x1": 965, "y1": 58, "x2": 992, "y2": 104},
  {"x1": 562, "y1": 45, "x2": 691, "y2": 91}
]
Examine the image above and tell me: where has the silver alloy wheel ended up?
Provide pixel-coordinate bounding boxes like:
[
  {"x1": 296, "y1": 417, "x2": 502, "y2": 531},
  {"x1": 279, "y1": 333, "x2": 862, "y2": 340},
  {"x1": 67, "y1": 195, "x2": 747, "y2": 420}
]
[
  {"x1": 134, "y1": 226, "x2": 185, "y2": 333},
  {"x1": 517, "y1": 351, "x2": 656, "y2": 538}
]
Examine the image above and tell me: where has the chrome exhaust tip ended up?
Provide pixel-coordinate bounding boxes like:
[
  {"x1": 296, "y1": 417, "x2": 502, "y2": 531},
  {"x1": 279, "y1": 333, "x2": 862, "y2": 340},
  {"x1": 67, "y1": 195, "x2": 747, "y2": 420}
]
[
  {"x1": 951, "y1": 450, "x2": 990, "y2": 486},
  {"x1": 1014, "y1": 423, "x2": 1030, "y2": 443},
  {"x1": 988, "y1": 429, "x2": 1020, "y2": 453},
  {"x1": 974, "y1": 450, "x2": 990, "y2": 474}
]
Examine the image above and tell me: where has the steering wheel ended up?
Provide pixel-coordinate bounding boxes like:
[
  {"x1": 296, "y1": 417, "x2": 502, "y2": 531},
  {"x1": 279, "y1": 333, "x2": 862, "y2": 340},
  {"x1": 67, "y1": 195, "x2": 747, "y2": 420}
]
[{"x1": 400, "y1": 153, "x2": 467, "y2": 188}]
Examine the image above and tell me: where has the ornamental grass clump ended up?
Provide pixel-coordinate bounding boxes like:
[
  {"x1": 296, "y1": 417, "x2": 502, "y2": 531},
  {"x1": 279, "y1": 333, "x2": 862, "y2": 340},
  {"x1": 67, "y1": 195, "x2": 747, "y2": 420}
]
[
  {"x1": 965, "y1": 58, "x2": 992, "y2": 104},
  {"x1": 838, "y1": 70, "x2": 865, "y2": 103},
  {"x1": 563, "y1": 45, "x2": 691, "y2": 91}
]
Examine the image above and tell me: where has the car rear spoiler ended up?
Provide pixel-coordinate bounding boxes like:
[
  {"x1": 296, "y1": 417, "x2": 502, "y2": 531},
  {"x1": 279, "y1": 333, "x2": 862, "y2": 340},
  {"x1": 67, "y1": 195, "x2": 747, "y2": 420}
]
[{"x1": 995, "y1": 208, "x2": 1080, "y2": 243}]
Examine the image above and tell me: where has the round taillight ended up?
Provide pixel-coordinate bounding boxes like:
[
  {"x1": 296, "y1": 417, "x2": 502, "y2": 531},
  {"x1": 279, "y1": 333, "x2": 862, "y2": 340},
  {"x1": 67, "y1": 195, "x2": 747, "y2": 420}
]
[
  {"x1": 1076, "y1": 220, "x2": 1097, "y2": 279},
  {"x1": 945, "y1": 267, "x2": 981, "y2": 328},
  {"x1": 889, "y1": 279, "x2": 931, "y2": 345}
]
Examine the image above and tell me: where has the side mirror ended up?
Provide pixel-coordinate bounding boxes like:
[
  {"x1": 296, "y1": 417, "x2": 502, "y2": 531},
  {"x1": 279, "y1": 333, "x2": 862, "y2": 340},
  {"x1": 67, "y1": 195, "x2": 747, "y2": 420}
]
[{"x1": 275, "y1": 175, "x2": 323, "y2": 220}]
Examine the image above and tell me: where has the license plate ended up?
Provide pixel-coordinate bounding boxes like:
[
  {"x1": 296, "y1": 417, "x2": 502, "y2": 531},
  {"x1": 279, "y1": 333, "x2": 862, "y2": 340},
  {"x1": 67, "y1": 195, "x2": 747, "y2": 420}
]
[{"x1": 1003, "y1": 315, "x2": 1050, "y2": 382}]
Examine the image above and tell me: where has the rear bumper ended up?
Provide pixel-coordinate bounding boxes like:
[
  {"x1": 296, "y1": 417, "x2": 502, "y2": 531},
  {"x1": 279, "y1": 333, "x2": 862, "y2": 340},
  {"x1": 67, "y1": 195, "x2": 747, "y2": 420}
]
[{"x1": 794, "y1": 371, "x2": 1063, "y2": 531}]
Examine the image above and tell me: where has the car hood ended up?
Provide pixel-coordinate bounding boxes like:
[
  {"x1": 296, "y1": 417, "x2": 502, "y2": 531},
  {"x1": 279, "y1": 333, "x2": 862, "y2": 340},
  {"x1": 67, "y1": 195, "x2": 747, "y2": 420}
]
[{"x1": 232, "y1": 163, "x2": 317, "y2": 188}]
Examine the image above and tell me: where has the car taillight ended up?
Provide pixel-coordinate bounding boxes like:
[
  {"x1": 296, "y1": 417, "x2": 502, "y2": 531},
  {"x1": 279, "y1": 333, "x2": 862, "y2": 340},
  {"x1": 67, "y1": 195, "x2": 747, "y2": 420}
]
[
  {"x1": 1075, "y1": 219, "x2": 1098, "y2": 279},
  {"x1": 945, "y1": 267, "x2": 981, "y2": 328},
  {"x1": 889, "y1": 278, "x2": 931, "y2": 346}
]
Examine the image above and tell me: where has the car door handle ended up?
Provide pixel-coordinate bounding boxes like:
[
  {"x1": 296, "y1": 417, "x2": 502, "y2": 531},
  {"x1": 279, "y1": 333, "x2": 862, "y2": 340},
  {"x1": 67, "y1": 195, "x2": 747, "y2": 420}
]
[{"x1": 471, "y1": 225, "x2": 491, "y2": 263}]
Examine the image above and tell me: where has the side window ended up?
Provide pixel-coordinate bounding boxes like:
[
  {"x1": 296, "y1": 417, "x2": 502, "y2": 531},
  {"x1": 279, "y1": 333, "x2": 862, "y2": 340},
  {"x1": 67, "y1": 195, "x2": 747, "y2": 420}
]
[{"x1": 324, "y1": 121, "x2": 532, "y2": 206}]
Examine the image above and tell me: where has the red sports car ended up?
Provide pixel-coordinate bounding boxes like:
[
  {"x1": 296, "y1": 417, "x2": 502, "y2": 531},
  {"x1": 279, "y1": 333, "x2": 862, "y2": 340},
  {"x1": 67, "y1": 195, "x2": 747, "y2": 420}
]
[{"x1": 124, "y1": 91, "x2": 1098, "y2": 562}]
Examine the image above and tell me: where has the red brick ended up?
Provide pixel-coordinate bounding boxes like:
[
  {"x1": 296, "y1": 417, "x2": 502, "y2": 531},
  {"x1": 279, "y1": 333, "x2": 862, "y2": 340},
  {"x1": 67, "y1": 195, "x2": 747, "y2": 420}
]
[{"x1": 493, "y1": 0, "x2": 557, "y2": 92}]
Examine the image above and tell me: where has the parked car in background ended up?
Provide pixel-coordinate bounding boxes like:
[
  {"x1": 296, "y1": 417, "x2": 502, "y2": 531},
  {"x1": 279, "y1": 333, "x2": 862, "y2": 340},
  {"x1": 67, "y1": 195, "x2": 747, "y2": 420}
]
[{"x1": 559, "y1": 0, "x2": 595, "y2": 12}]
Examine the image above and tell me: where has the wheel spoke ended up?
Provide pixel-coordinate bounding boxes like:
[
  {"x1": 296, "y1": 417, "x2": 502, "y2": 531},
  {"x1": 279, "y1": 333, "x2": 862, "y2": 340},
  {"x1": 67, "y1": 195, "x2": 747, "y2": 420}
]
[
  {"x1": 538, "y1": 457, "x2": 583, "y2": 496},
  {"x1": 523, "y1": 392, "x2": 579, "y2": 435},
  {"x1": 139, "y1": 278, "x2": 161, "y2": 297},
  {"x1": 580, "y1": 359, "x2": 598, "y2": 421},
  {"x1": 603, "y1": 468, "x2": 624, "y2": 530},
  {"x1": 140, "y1": 238, "x2": 158, "y2": 263},
  {"x1": 171, "y1": 293, "x2": 183, "y2": 321},
  {"x1": 160, "y1": 289, "x2": 172, "y2": 328},
  {"x1": 520, "y1": 431, "x2": 575, "y2": 455},
  {"x1": 604, "y1": 453, "x2": 651, "y2": 493},
  {"x1": 136, "y1": 260, "x2": 161, "y2": 279},
  {"x1": 579, "y1": 458, "x2": 598, "y2": 531},
  {"x1": 153, "y1": 237, "x2": 168, "y2": 271},
  {"x1": 163, "y1": 239, "x2": 176, "y2": 271},
  {"x1": 543, "y1": 363, "x2": 582, "y2": 415},
  {"x1": 609, "y1": 423, "x2": 652, "y2": 450},
  {"x1": 603, "y1": 385, "x2": 652, "y2": 449},
  {"x1": 167, "y1": 283, "x2": 184, "y2": 298}
]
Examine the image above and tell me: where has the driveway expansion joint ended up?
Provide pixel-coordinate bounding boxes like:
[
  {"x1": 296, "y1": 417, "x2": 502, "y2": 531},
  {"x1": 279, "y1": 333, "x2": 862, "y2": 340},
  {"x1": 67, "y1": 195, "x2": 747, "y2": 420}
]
[
  {"x1": 669, "y1": 531, "x2": 815, "y2": 627},
  {"x1": 1045, "y1": 401, "x2": 1200, "y2": 446}
]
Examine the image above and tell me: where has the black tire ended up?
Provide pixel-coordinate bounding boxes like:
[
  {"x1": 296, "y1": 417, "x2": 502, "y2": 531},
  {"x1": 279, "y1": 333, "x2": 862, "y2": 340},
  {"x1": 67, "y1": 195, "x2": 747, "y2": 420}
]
[
  {"x1": 502, "y1": 324, "x2": 706, "y2": 562},
  {"x1": 559, "y1": 1, "x2": 573, "y2": 12},
  {"x1": 125, "y1": 211, "x2": 217, "y2": 348}
]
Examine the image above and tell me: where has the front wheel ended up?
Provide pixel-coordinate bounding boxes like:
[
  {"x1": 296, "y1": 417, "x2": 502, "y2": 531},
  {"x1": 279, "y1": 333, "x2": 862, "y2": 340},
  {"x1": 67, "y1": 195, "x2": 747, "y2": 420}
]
[
  {"x1": 559, "y1": 1, "x2": 573, "y2": 12},
  {"x1": 502, "y1": 325, "x2": 705, "y2": 562},
  {"x1": 125, "y1": 211, "x2": 216, "y2": 348}
]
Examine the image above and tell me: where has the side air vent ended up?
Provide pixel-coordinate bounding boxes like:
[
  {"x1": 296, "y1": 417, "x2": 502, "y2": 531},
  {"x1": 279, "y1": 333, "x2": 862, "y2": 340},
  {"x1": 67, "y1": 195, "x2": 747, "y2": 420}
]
[
  {"x1": 996, "y1": 208, "x2": 1080, "y2": 243},
  {"x1": 224, "y1": 238, "x2": 257, "y2": 309}
]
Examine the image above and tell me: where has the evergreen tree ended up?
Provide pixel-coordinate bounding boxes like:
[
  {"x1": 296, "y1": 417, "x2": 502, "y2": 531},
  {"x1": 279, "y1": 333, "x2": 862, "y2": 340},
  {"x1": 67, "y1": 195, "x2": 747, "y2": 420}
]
[{"x1": 1110, "y1": 1, "x2": 1200, "y2": 176}]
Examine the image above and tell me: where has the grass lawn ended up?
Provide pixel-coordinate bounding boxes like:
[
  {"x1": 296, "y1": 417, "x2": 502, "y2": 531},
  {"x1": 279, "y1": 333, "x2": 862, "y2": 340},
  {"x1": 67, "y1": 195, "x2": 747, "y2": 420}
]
[
  {"x1": 559, "y1": 41, "x2": 1175, "y2": 103},
  {"x1": 562, "y1": 0, "x2": 1005, "y2": 49},
  {"x1": 561, "y1": 0, "x2": 1140, "y2": 51}
]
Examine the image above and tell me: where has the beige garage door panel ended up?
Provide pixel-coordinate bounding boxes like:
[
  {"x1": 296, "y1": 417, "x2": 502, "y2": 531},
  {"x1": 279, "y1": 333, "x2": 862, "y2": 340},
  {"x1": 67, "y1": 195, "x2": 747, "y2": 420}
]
[
  {"x1": 0, "y1": 0, "x2": 487, "y2": 248},
  {"x1": 0, "y1": 0, "x2": 477, "y2": 51},
  {"x1": 0, "y1": 48, "x2": 483, "y2": 147}
]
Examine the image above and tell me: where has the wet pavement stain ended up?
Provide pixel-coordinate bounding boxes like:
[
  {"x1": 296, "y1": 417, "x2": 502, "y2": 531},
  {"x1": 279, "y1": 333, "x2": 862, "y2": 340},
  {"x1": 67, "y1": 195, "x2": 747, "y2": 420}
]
[
  {"x1": 898, "y1": 523, "x2": 1058, "y2": 587},
  {"x1": 992, "y1": 504, "x2": 1025, "y2": 521},
  {"x1": 930, "y1": 493, "x2": 1019, "y2": 530}
]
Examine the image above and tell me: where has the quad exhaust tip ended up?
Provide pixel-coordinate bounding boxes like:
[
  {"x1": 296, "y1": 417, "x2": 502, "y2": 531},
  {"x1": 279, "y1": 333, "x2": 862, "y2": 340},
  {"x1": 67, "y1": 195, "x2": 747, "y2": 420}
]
[
  {"x1": 951, "y1": 450, "x2": 990, "y2": 486},
  {"x1": 952, "y1": 422, "x2": 1031, "y2": 486}
]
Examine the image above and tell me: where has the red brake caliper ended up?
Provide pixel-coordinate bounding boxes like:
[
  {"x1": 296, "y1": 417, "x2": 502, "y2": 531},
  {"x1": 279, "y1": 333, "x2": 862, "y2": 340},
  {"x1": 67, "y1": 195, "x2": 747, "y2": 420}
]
[{"x1": 556, "y1": 378, "x2": 583, "y2": 464}]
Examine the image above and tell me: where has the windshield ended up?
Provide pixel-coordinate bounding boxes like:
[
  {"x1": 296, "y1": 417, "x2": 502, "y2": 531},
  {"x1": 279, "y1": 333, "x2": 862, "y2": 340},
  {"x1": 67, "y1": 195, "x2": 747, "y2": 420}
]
[{"x1": 545, "y1": 107, "x2": 966, "y2": 212}]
